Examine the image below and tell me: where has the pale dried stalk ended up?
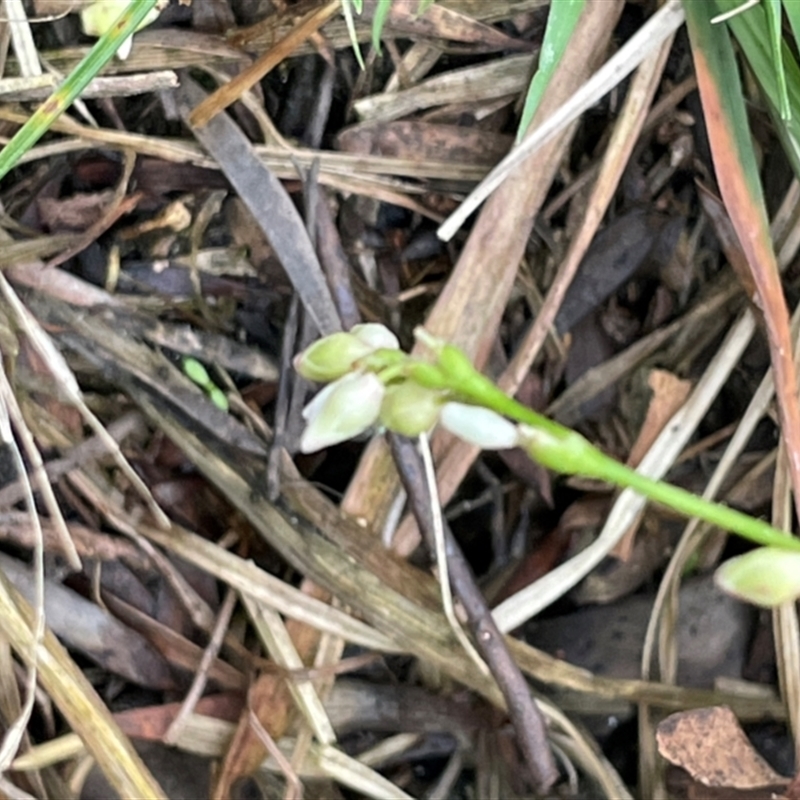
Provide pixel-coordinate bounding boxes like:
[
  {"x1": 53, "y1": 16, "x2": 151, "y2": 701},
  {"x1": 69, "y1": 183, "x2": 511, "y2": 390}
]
[
  {"x1": 241, "y1": 593, "x2": 337, "y2": 745},
  {"x1": 0, "y1": 70, "x2": 177, "y2": 101},
  {"x1": 0, "y1": 574, "x2": 166, "y2": 798},
  {"x1": 0, "y1": 368, "x2": 43, "y2": 774},
  {"x1": 0, "y1": 272, "x2": 169, "y2": 527}
]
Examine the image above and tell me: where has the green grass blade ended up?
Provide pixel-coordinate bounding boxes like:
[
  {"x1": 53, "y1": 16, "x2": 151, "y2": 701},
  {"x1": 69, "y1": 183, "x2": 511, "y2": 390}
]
[
  {"x1": 765, "y1": 0, "x2": 790, "y2": 118},
  {"x1": 341, "y1": 0, "x2": 365, "y2": 69},
  {"x1": 685, "y1": 1, "x2": 800, "y2": 528},
  {"x1": 516, "y1": 0, "x2": 585, "y2": 142},
  {"x1": 713, "y1": 0, "x2": 800, "y2": 173},
  {"x1": 783, "y1": 0, "x2": 800, "y2": 60},
  {"x1": 371, "y1": 0, "x2": 392, "y2": 54},
  {"x1": 0, "y1": 0, "x2": 158, "y2": 183}
]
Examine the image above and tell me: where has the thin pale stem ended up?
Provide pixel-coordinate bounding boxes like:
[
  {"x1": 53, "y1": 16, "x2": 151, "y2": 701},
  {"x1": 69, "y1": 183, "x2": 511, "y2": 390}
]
[{"x1": 446, "y1": 354, "x2": 800, "y2": 552}]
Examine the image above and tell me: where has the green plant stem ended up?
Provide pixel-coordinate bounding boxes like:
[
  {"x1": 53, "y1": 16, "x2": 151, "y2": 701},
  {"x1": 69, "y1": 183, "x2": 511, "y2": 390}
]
[
  {"x1": 447, "y1": 355, "x2": 800, "y2": 552},
  {"x1": 0, "y1": 0, "x2": 158, "y2": 182}
]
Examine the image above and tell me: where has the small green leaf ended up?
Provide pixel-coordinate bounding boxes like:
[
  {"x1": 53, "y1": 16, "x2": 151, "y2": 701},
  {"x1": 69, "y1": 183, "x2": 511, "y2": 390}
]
[
  {"x1": 715, "y1": 547, "x2": 800, "y2": 606},
  {"x1": 182, "y1": 356, "x2": 211, "y2": 388},
  {"x1": 208, "y1": 385, "x2": 229, "y2": 413},
  {"x1": 372, "y1": 0, "x2": 392, "y2": 54},
  {"x1": 183, "y1": 357, "x2": 228, "y2": 411}
]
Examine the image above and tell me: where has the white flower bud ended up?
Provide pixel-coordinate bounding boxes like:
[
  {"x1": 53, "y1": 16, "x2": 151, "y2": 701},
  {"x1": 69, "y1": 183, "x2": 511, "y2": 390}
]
[
  {"x1": 300, "y1": 372, "x2": 384, "y2": 453},
  {"x1": 438, "y1": 403, "x2": 520, "y2": 450},
  {"x1": 351, "y1": 323, "x2": 399, "y2": 352}
]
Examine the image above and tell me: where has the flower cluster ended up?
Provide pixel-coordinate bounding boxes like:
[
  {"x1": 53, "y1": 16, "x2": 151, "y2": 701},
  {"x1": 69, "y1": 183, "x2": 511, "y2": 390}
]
[
  {"x1": 294, "y1": 326, "x2": 800, "y2": 611},
  {"x1": 294, "y1": 324, "x2": 522, "y2": 454}
]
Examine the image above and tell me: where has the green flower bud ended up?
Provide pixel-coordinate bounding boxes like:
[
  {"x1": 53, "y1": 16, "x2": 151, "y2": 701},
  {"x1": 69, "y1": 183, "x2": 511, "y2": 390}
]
[
  {"x1": 517, "y1": 424, "x2": 596, "y2": 476},
  {"x1": 413, "y1": 326, "x2": 480, "y2": 388},
  {"x1": 300, "y1": 372, "x2": 384, "y2": 452},
  {"x1": 294, "y1": 324, "x2": 399, "y2": 383},
  {"x1": 294, "y1": 332, "x2": 375, "y2": 382},
  {"x1": 380, "y1": 382, "x2": 444, "y2": 437},
  {"x1": 439, "y1": 403, "x2": 520, "y2": 449},
  {"x1": 437, "y1": 342, "x2": 479, "y2": 384},
  {"x1": 715, "y1": 547, "x2": 800, "y2": 607}
]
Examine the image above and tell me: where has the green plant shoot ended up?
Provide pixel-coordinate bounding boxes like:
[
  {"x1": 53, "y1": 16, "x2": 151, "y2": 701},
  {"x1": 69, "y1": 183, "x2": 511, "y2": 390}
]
[
  {"x1": 341, "y1": 0, "x2": 437, "y2": 68},
  {"x1": 182, "y1": 357, "x2": 229, "y2": 412},
  {"x1": 372, "y1": 0, "x2": 392, "y2": 53}
]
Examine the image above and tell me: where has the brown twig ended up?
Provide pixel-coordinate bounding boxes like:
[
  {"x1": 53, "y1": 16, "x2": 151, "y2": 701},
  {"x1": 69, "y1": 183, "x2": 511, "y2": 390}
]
[{"x1": 388, "y1": 433, "x2": 559, "y2": 792}]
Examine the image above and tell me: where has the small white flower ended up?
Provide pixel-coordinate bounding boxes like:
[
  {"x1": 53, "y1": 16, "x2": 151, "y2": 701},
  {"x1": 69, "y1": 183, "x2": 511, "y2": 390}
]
[
  {"x1": 351, "y1": 323, "x2": 399, "y2": 351},
  {"x1": 439, "y1": 403, "x2": 520, "y2": 450},
  {"x1": 300, "y1": 372, "x2": 385, "y2": 453}
]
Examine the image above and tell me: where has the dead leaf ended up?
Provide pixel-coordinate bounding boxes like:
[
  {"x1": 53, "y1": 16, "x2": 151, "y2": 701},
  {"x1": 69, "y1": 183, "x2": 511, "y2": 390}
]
[
  {"x1": 382, "y1": 0, "x2": 532, "y2": 51},
  {"x1": 337, "y1": 120, "x2": 512, "y2": 166},
  {"x1": 612, "y1": 368, "x2": 691, "y2": 559},
  {"x1": 657, "y1": 706, "x2": 788, "y2": 789},
  {"x1": 627, "y1": 369, "x2": 692, "y2": 468},
  {"x1": 37, "y1": 190, "x2": 114, "y2": 232}
]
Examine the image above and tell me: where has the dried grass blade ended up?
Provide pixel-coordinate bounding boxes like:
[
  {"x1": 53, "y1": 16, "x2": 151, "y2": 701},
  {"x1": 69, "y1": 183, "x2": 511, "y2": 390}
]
[
  {"x1": 0, "y1": 273, "x2": 169, "y2": 527},
  {"x1": 189, "y1": 0, "x2": 341, "y2": 128},
  {"x1": 5, "y1": 0, "x2": 41, "y2": 78},
  {"x1": 0, "y1": 574, "x2": 166, "y2": 798},
  {"x1": 177, "y1": 76, "x2": 341, "y2": 336},
  {"x1": 241, "y1": 594, "x2": 337, "y2": 745}
]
